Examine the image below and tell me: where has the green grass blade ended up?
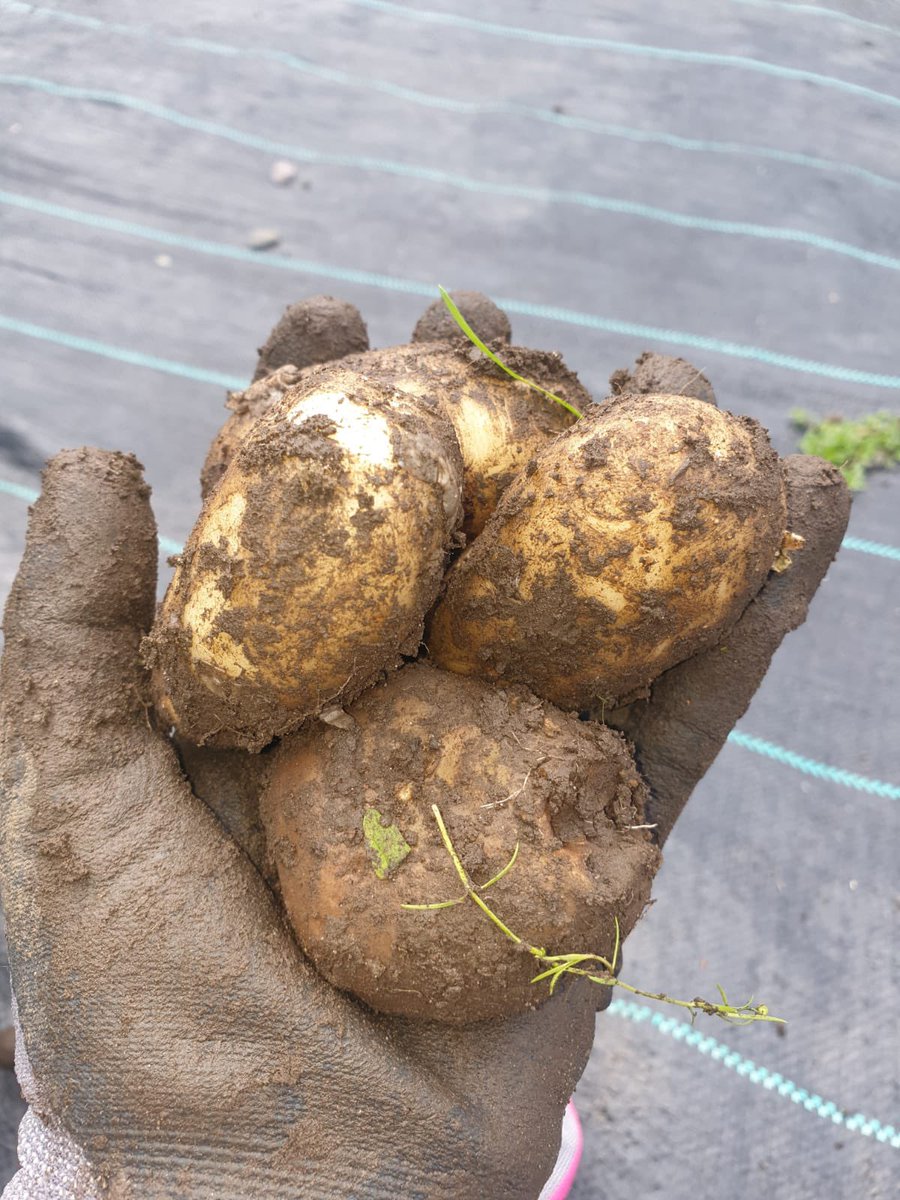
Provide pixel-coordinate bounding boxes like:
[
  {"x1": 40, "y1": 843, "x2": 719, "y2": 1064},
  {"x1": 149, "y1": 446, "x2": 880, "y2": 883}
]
[{"x1": 438, "y1": 286, "x2": 584, "y2": 419}]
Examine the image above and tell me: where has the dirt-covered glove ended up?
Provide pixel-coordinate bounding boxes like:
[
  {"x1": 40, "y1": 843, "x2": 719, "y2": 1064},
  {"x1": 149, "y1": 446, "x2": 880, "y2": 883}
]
[{"x1": 0, "y1": 297, "x2": 849, "y2": 1200}]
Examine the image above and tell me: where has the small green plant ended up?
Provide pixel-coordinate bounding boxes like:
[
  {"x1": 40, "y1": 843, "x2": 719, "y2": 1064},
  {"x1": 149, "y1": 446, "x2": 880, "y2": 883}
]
[
  {"x1": 439, "y1": 286, "x2": 583, "y2": 419},
  {"x1": 791, "y1": 408, "x2": 900, "y2": 490},
  {"x1": 403, "y1": 804, "x2": 783, "y2": 1027}
]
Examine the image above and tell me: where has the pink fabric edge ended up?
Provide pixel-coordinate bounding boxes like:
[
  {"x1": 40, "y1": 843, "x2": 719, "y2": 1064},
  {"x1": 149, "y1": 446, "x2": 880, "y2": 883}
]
[{"x1": 546, "y1": 1101, "x2": 583, "y2": 1200}]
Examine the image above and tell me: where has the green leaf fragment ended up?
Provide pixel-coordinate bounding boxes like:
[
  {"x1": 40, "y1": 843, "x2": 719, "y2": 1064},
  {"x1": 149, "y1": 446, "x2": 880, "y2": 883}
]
[
  {"x1": 791, "y1": 407, "x2": 900, "y2": 490},
  {"x1": 363, "y1": 808, "x2": 412, "y2": 879}
]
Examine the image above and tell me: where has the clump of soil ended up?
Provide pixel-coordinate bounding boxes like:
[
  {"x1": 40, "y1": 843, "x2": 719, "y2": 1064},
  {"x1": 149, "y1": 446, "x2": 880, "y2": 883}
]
[{"x1": 260, "y1": 662, "x2": 660, "y2": 1024}]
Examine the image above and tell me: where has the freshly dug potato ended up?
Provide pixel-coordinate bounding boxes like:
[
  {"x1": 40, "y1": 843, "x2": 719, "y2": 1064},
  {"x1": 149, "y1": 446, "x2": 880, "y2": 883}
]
[
  {"x1": 328, "y1": 342, "x2": 586, "y2": 537},
  {"x1": 199, "y1": 342, "x2": 586, "y2": 534},
  {"x1": 201, "y1": 364, "x2": 304, "y2": 499},
  {"x1": 145, "y1": 367, "x2": 464, "y2": 751},
  {"x1": 261, "y1": 662, "x2": 660, "y2": 1023},
  {"x1": 427, "y1": 393, "x2": 787, "y2": 712}
]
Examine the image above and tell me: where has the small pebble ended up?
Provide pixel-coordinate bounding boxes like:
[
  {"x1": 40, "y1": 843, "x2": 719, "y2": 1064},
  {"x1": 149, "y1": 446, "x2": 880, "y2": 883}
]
[
  {"x1": 270, "y1": 159, "x2": 298, "y2": 186},
  {"x1": 248, "y1": 228, "x2": 281, "y2": 251}
]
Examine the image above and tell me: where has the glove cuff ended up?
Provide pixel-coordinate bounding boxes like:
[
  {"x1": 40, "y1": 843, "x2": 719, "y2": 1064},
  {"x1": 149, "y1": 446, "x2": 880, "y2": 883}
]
[{"x1": 3, "y1": 1108, "x2": 102, "y2": 1200}]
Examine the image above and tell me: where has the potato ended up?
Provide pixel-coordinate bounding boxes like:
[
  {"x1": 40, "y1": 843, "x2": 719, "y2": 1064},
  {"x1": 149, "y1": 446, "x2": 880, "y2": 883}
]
[
  {"x1": 200, "y1": 342, "x2": 586, "y2": 535},
  {"x1": 427, "y1": 393, "x2": 787, "y2": 712},
  {"x1": 145, "y1": 367, "x2": 464, "y2": 751},
  {"x1": 260, "y1": 662, "x2": 660, "y2": 1023},
  {"x1": 201, "y1": 364, "x2": 304, "y2": 499},
  {"x1": 324, "y1": 342, "x2": 586, "y2": 537}
]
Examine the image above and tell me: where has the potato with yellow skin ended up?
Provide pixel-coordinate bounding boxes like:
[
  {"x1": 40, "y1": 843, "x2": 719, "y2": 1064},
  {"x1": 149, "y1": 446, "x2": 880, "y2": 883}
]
[
  {"x1": 427, "y1": 392, "x2": 787, "y2": 713},
  {"x1": 200, "y1": 364, "x2": 304, "y2": 499},
  {"x1": 326, "y1": 342, "x2": 585, "y2": 538},
  {"x1": 200, "y1": 342, "x2": 586, "y2": 536},
  {"x1": 145, "y1": 366, "x2": 464, "y2": 751}
]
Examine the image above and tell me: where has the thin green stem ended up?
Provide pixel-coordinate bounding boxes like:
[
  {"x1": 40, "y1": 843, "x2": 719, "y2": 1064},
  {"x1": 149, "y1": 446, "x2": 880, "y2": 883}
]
[
  {"x1": 438, "y1": 287, "x2": 584, "y2": 419},
  {"x1": 405, "y1": 805, "x2": 784, "y2": 1026},
  {"x1": 402, "y1": 809, "x2": 521, "y2": 912},
  {"x1": 481, "y1": 841, "x2": 520, "y2": 890}
]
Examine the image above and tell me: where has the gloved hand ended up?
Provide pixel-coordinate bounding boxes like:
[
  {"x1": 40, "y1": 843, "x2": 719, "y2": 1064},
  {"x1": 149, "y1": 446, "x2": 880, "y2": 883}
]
[{"x1": 0, "y1": 297, "x2": 850, "y2": 1199}]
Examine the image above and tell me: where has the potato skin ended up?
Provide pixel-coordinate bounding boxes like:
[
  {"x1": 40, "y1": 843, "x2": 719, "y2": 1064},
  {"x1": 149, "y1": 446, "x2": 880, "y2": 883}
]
[
  {"x1": 146, "y1": 368, "x2": 464, "y2": 750},
  {"x1": 327, "y1": 342, "x2": 585, "y2": 538},
  {"x1": 199, "y1": 342, "x2": 584, "y2": 533},
  {"x1": 261, "y1": 663, "x2": 660, "y2": 1023},
  {"x1": 201, "y1": 364, "x2": 304, "y2": 499},
  {"x1": 427, "y1": 393, "x2": 787, "y2": 712}
]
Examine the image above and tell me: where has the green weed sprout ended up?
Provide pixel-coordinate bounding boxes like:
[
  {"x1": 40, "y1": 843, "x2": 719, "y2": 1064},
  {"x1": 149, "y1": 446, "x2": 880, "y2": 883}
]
[
  {"x1": 791, "y1": 408, "x2": 900, "y2": 490},
  {"x1": 439, "y1": 286, "x2": 583, "y2": 419},
  {"x1": 403, "y1": 804, "x2": 783, "y2": 1027}
]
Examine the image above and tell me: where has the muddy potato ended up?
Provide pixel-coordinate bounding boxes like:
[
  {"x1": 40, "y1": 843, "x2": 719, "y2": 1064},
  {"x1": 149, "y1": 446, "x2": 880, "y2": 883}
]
[
  {"x1": 328, "y1": 342, "x2": 586, "y2": 537},
  {"x1": 261, "y1": 663, "x2": 660, "y2": 1024},
  {"x1": 428, "y1": 393, "x2": 787, "y2": 713},
  {"x1": 200, "y1": 342, "x2": 586, "y2": 535},
  {"x1": 201, "y1": 364, "x2": 304, "y2": 499},
  {"x1": 145, "y1": 368, "x2": 464, "y2": 751}
]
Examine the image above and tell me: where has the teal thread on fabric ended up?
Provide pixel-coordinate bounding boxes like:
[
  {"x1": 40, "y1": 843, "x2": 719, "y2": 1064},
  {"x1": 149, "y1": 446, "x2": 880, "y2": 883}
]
[
  {"x1": 3, "y1": 61, "x2": 900, "y2": 197},
  {"x1": 730, "y1": 0, "x2": 900, "y2": 39},
  {"x1": 8, "y1": 0, "x2": 899, "y2": 112},
  {"x1": 0, "y1": 479, "x2": 38, "y2": 504},
  {"x1": 6, "y1": 78, "x2": 900, "y2": 270},
  {"x1": 342, "y1": 0, "x2": 900, "y2": 111},
  {"x1": 2, "y1": 192, "x2": 900, "y2": 391},
  {"x1": 842, "y1": 535, "x2": 900, "y2": 563},
  {"x1": 728, "y1": 731, "x2": 900, "y2": 798},
  {"x1": 0, "y1": 314, "x2": 245, "y2": 390},
  {"x1": 492, "y1": 298, "x2": 900, "y2": 390},
  {"x1": 607, "y1": 999, "x2": 900, "y2": 1148}
]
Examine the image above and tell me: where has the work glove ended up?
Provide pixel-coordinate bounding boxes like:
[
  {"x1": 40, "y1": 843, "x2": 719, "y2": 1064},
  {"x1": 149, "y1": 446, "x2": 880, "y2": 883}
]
[{"x1": 0, "y1": 296, "x2": 850, "y2": 1199}]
